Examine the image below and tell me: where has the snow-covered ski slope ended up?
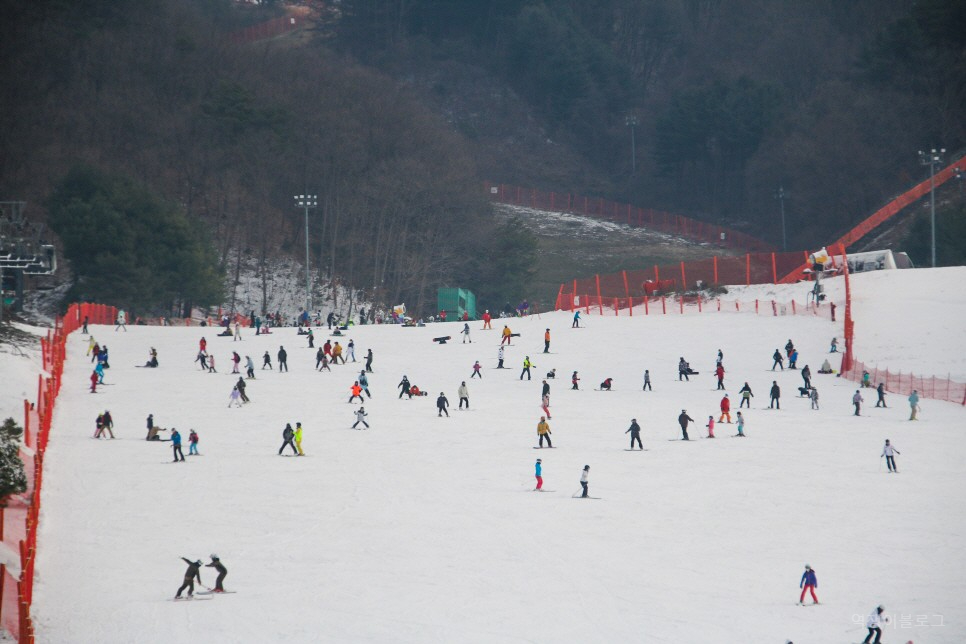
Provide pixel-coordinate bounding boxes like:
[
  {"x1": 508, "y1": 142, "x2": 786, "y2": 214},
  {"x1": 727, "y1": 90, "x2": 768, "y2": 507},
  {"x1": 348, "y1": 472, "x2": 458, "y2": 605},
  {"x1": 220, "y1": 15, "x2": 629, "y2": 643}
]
[{"x1": 30, "y1": 268, "x2": 966, "y2": 643}]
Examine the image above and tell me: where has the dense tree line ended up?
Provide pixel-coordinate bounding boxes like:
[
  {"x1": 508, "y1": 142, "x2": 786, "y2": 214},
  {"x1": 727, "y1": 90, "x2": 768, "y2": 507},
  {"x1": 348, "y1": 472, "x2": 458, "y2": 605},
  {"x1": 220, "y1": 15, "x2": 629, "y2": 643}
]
[
  {"x1": 0, "y1": 0, "x2": 534, "y2": 315},
  {"x1": 334, "y1": 0, "x2": 966, "y2": 252}
]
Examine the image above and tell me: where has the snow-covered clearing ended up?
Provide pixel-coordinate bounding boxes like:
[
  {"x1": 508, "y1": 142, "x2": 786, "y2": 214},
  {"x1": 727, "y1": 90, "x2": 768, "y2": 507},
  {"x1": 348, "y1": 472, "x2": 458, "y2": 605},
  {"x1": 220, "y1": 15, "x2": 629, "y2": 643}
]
[{"x1": 20, "y1": 268, "x2": 966, "y2": 643}]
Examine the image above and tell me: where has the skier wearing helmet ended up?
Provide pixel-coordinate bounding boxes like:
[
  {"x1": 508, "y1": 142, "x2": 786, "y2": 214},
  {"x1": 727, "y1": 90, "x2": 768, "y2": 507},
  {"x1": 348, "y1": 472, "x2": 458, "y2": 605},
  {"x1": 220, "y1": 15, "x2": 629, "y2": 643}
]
[{"x1": 175, "y1": 558, "x2": 203, "y2": 598}]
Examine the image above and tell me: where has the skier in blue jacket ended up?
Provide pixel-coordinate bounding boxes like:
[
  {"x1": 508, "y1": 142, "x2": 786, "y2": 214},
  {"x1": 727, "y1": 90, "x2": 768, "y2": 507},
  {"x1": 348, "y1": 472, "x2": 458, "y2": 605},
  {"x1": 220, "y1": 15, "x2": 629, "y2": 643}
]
[
  {"x1": 534, "y1": 459, "x2": 543, "y2": 490},
  {"x1": 171, "y1": 428, "x2": 185, "y2": 462},
  {"x1": 798, "y1": 564, "x2": 818, "y2": 605}
]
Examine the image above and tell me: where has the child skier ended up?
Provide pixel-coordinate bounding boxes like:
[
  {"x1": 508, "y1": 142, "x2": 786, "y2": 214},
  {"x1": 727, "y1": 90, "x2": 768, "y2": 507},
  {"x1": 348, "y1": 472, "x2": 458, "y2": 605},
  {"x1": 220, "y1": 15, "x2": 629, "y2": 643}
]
[
  {"x1": 471, "y1": 361, "x2": 483, "y2": 379},
  {"x1": 188, "y1": 430, "x2": 199, "y2": 455},
  {"x1": 541, "y1": 393, "x2": 551, "y2": 419},
  {"x1": 349, "y1": 382, "x2": 364, "y2": 403},
  {"x1": 353, "y1": 407, "x2": 369, "y2": 429},
  {"x1": 206, "y1": 555, "x2": 228, "y2": 593},
  {"x1": 497, "y1": 345, "x2": 505, "y2": 369},
  {"x1": 262, "y1": 351, "x2": 272, "y2": 370},
  {"x1": 881, "y1": 439, "x2": 900, "y2": 472},
  {"x1": 228, "y1": 386, "x2": 242, "y2": 408},
  {"x1": 798, "y1": 564, "x2": 818, "y2": 605},
  {"x1": 810, "y1": 387, "x2": 819, "y2": 410},
  {"x1": 437, "y1": 392, "x2": 450, "y2": 417},
  {"x1": 534, "y1": 458, "x2": 543, "y2": 490},
  {"x1": 705, "y1": 416, "x2": 715, "y2": 438},
  {"x1": 734, "y1": 412, "x2": 745, "y2": 437},
  {"x1": 462, "y1": 323, "x2": 472, "y2": 343}
]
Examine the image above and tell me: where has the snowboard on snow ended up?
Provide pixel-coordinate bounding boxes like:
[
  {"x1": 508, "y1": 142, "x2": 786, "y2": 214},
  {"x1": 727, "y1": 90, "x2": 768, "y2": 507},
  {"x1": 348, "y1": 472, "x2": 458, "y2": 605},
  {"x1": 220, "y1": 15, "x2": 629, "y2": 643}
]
[{"x1": 432, "y1": 336, "x2": 452, "y2": 344}]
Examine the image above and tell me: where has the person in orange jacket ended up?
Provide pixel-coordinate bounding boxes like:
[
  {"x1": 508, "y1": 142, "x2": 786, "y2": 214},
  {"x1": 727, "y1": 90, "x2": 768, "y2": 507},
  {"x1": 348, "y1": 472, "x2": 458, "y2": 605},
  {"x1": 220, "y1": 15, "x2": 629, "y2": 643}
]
[
  {"x1": 719, "y1": 394, "x2": 731, "y2": 423},
  {"x1": 348, "y1": 381, "x2": 364, "y2": 403},
  {"x1": 543, "y1": 328, "x2": 551, "y2": 353}
]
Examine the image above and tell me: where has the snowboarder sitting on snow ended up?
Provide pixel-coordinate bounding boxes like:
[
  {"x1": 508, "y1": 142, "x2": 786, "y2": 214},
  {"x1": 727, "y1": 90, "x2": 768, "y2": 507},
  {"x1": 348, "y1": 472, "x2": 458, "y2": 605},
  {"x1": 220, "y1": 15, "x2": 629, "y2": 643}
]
[
  {"x1": 818, "y1": 359, "x2": 833, "y2": 374},
  {"x1": 175, "y1": 558, "x2": 203, "y2": 598},
  {"x1": 217, "y1": 326, "x2": 233, "y2": 337},
  {"x1": 546, "y1": 368, "x2": 556, "y2": 379},
  {"x1": 206, "y1": 555, "x2": 228, "y2": 592},
  {"x1": 599, "y1": 378, "x2": 613, "y2": 391},
  {"x1": 409, "y1": 385, "x2": 425, "y2": 397},
  {"x1": 144, "y1": 348, "x2": 159, "y2": 368}
]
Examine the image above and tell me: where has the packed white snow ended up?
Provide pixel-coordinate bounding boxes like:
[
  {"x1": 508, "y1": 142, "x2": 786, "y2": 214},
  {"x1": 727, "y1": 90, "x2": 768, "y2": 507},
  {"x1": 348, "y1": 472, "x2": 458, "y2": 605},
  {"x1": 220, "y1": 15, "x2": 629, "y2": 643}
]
[{"x1": 20, "y1": 268, "x2": 966, "y2": 643}]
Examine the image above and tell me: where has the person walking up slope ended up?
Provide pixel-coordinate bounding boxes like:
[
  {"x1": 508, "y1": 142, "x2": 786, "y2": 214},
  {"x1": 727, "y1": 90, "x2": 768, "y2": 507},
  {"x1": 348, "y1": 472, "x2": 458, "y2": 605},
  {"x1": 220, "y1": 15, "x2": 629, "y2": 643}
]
[
  {"x1": 881, "y1": 439, "x2": 900, "y2": 472},
  {"x1": 626, "y1": 418, "x2": 643, "y2": 450},
  {"x1": 798, "y1": 564, "x2": 818, "y2": 605}
]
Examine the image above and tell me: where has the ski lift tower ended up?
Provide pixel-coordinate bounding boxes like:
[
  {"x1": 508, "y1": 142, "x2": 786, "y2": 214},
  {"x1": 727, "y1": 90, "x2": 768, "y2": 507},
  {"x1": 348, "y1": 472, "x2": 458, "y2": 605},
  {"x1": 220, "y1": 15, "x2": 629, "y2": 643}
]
[{"x1": 0, "y1": 201, "x2": 58, "y2": 324}]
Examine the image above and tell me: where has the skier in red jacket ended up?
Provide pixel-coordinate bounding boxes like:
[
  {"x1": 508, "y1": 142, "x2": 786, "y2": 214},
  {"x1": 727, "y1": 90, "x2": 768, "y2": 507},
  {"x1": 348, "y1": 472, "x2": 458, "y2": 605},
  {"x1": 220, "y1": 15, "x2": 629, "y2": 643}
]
[
  {"x1": 715, "y1": 363, "x2": 726, "y2": 390},
  {"x1": 719, "y1": 394, "x2": 731, "y2": 423}
]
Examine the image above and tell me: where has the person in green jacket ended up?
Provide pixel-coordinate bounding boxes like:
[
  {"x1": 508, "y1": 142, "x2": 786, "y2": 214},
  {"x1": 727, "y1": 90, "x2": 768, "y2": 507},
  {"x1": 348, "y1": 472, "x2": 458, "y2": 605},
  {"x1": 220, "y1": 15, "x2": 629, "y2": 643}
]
[{"x1": 294, "y1": 422, "x2": 305, "y2": 455}]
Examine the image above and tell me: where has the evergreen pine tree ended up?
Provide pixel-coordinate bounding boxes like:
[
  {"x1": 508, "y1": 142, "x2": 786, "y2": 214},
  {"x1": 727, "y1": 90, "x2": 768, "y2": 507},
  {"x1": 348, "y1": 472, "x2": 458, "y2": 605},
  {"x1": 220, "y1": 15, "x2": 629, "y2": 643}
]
[{"x1": 0, "y1": 419, "x2": 28, "y2": 502}]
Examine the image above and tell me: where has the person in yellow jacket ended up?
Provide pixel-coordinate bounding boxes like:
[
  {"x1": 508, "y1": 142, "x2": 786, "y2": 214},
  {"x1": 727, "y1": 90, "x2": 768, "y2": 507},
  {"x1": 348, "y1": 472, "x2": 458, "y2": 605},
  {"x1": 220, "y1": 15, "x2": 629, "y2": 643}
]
[
  {"x1": 520, "y1": 356, "x2": 534, "y2": 381},
  {"x1": 501, "y1": 325, "x2": 512, "y2": 346},
  {"x1": 332, "y1": 342, "x2": 345, "y2": 364},
  {"x1": 294, "y1": 422, "x2": 305, "y2": 456},
  {"x1": 536, "y1": 416, "x2": 552, "y2": 448},
  {"x1": 87, "y1": 336, "x2": 97, "y2": 356}
]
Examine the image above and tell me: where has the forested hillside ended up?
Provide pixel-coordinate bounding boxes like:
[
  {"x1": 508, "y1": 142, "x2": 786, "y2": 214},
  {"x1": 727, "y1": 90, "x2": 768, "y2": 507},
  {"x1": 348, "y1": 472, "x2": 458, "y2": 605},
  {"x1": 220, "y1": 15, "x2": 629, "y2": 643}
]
[
  {"x1": 335, "y1": 0, "x2": 966, "y2": 248},
  {"x1": 1, "y1": 0, "x2": 964, "y2": 315}
]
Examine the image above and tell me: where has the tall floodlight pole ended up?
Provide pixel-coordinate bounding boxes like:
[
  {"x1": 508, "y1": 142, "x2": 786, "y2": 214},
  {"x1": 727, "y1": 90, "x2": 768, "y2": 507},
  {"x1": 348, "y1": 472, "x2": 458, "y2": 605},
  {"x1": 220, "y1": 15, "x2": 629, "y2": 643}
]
[
  {"x1": 294, "y1": 194, "x2": 318, "y2": 314},
  {"x1": 918, "y1": 148, "x2": 945, "y2": 268},
  {"x1": 625, "y1": 115, "x2": 638, "y2": 173},
  {"x1": 775, "y1": 186, "x2": 787, "y2": 252}
]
